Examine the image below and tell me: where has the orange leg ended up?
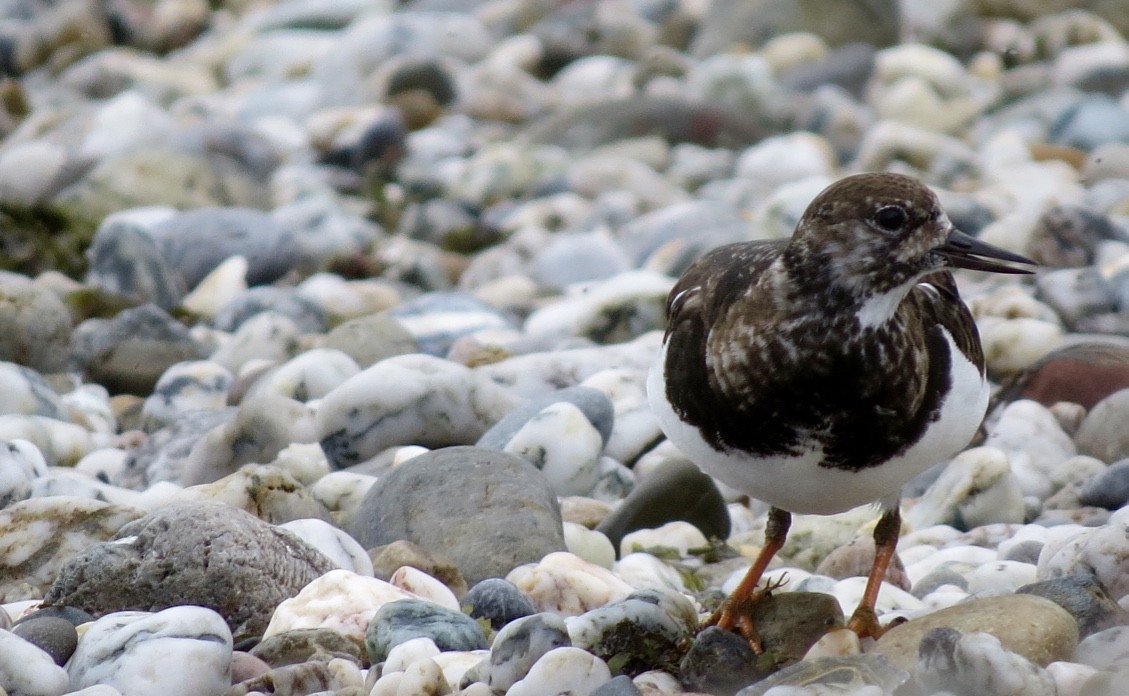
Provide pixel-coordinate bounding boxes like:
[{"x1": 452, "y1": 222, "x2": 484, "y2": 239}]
[
  {"x1": 707, "y1": 506, "x2": 791, "y2": 653},
  {"x1": 846, "y1": 506, "x2": 902, "y2": 639}
]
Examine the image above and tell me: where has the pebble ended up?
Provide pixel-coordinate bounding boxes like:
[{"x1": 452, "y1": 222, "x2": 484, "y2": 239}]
[
  {"x1": 913, "y1": 628, "x2": 1057, "y2": 696},
  {"x1": 0, "y1": 497, "x2": 145, "y2": 602},
  {"x1": 1037, "y1": 508, "x2": 1129, "y2": 600},
  {"x1": 484, "y1": 612, "x2": 572, "y2": 692},
  {"x1": 317, "y1": 356, "x2": 521, "y2": 468},
  {"x1": 263, "y1": 569, "x2": 416, "y2": 644},
  {"x1": 251, "y1": 627, "x2": 364, "y2": 669},
  {"x1": 348, "y1": 446, "x2": 565, "y2": 586},
  {"x1": 139, "y1": 360, "x2": 233, "y2": 431},
  {"x1": 0, "y1": 280, "x2": 73, "y2": 373},
  {"x1": 0, "y1": 438, "x2": 49, "y2": 508},
  {"x1": 460, "y1": 578, "x2": 537, "y2": 632},
  {"x1": 873, "y1": 594, "x2": 1079, "y2": 673},
  {"x1": 904, "y1": 446, "x2": 1026, "y2": 531},
  {"x1": 3, "y1": 2, "x2": 1129, "y2": 692},
  {"x1": 504, "y1": 646, "x2": 612, "y2": 696},
  {"x1": 66, "y1": 606, "x2": 232, "y2": 696},
  {"x1": 476, "y1": 386, "x2": 612, "y2": 496},
  {"x1": 596, "y1": 458, "x2": 729, "y2": 553},
  {"x1": 43, "y1": 501, "x2": 335, "y2": 643},
  {"x1": 507, "y1": 552, "x2": 635, "y2": 616},
  {"x1": 0, "y1": 628, "x2": 69, "y2": 696},
  {"x1": 12, "y1": 615, "x2": 79, "y2": 665},
  {"x1": 365, "y1": 598, "x2": 488, "y2": 663}
]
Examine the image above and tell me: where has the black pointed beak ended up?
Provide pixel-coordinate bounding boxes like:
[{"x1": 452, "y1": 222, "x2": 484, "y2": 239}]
[{"x1": 935, "y1": 228, "x2": 1036, "y2": 275}]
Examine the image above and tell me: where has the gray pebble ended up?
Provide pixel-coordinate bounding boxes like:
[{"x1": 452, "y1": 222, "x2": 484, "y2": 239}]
[
  {"x1": 365, "y1": 597, "x2": 488, "y2": 663},
  {"x1": 11, "y1": 615, "x2": 78, "y2": 665},
  {"x1": 347, "y1": 446, "x2": 565, "y2": 586},
  {"x1": 461, "y1": 578, "x2": 537, "y2": 631}
]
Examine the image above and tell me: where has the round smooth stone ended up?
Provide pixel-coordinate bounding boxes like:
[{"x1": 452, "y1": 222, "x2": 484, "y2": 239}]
[
  {"x1": 279, "y1": 518, "x2": 373, "y2": 576},
  {"x1": 485, "y1": 613, "x2": 572, "y2": 693},
  {"x1": 241, "y1": 348, "x2": 359, "y2": 403},
  {"x1": 914, "y1": 628, "x2": 1056, "y2": 696},
  {"x1": 0, "y1": 361, "x2": 67, "y2": 420},
  {"x1": 595, "y1": 457, "x2": 729, "y2": 553},
  {"x1": 383, "y1": 636, "x2": 441, "y2": 673},
  {"x1": 1076, "y1": 388, "x2": 1129, "y2": 464},
  {"x1": 140, "y1": 360, "x2": 233, "y2": 431},
  {"x1": 507, "y1": 552, "x2": 634, "y2": 616},
  {"x1": 322, "y1": 314, "x2": 418, "y2": 369},
  {"x1": 365, "y1": 598, "x2": 488, "y2": 663},
  {"x1": 873, "y1": 594, "x2": 1079, "y2": 673},
  {"x1": 504, "y1": 646, "x2": 611, "y2": 696},
  {"x1": 67, "y1": 606, "x2": 233, "y2": 695},
  {"x1": 317, "y1": 355, "x2": 521, "y2": 468},
  {"x1": 461, "y1": 578, "x2": 537, "y2": 631},
  {"x1": 213, "y1": 286, "x2": 328, "y2": 334},
  {"x1": 1019, "y1": 572, "x2": 1129, "y2": 638},
  {"x1": 680, "y1": 626, "x2": 762, "y2": 695},
  {"x1": 566, "y1": 592, "x2": 694, "y2": 677},
  {"x1": 0, "y1": 438, "x2": 48, "y2": 509},
  {"x1": 348, "y1": 447, "x2": 565, "y2": 587},
  {"x1": 12, "y1": 615, "x2": 79, "y2": 665},
  {"x1": 209, "y1": 312, "x2": 301, "y2": 374},
  {"x1": 75, "y1": 304, "x2": 205, "y2": 396},
  {"x1": 904, "y1": 446, "x2": 1025, "y2": 531},
  {"x1": 263, "y1": 570, "x2": 416, "y2": 643},
  {"x1": 0, "y1": 497, "x2": 145, "y2": 602},
  {"x1": 0, "y1": 628, "x2": 69, "y2": 696}
]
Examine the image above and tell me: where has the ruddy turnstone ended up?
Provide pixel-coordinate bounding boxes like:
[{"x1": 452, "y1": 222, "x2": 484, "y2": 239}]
[{"x1": 647, "y1": 172, "x2": 1035, "y2": 649}]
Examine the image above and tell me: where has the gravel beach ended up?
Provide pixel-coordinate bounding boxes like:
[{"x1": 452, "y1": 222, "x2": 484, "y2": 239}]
[{"x1": 3, "y1": 0, "x2": 1129, "y2": 694}]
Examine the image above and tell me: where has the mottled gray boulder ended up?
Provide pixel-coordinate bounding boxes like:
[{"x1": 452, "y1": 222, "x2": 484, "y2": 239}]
[
  {"x1": 43, "y1": 501, "x2": 335, "y2": 642},
  {"x1": 347, "y1": 447, "x2": 565, "y2": 585}
]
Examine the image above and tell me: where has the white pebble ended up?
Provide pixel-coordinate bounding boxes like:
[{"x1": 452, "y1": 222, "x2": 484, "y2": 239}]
[
  {"x1": 563, "y1": 522, "x2": 616, "y2": 569},
  {"x1": 504, "y1": 647, "x2": 611, "y2": 696},
  {"x1": 279, "y1": 518, "x2": 373, "y2": 575},
  {"x1": 263, "y1": 569, "x2": 417, "y2": 641},
  {"x1": 389, "y1": 566, "x2": 459, "y2": 610},
  {"x1": 507, "y1": 552, "x2": 634, "y2": 616}
]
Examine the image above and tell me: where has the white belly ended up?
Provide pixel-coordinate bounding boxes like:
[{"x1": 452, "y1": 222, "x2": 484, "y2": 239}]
[{"x1": 645, "y1": 329, "x2": 988, "y2": 515}]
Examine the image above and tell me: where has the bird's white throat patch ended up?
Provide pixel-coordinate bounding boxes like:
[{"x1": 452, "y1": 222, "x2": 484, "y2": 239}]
[{"x1": 856, "y1": 286, "x2": 912, "y2": 329}]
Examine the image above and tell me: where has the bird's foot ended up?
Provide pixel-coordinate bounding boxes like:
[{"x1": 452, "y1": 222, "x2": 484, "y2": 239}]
[
  {"x1": 705, "y1": 574, "x2": 789, "y2": 654},
  {"x1": 846, "y1": 605, "x2": 905, "y2": 641}
]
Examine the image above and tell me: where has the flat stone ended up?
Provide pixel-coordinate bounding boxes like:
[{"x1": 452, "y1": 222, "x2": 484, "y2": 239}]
[{"x1": 872, "y1": 594, "x2": 1079, "y2": 673}]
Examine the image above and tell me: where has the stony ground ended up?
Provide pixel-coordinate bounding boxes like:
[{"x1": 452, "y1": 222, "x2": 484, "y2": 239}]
[{"x1": 3, "y1": 0, "x2": 1129, "y2": 695}]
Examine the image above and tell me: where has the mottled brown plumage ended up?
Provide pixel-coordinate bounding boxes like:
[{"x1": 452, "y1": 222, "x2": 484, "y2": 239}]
[{"x1": 648, "y1": 172, "x2": 1035, "y2": 650}]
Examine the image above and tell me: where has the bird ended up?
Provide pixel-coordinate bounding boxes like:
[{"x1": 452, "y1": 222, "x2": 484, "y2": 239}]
[{"x1": 646, "y1": 172, "x2": 1035, "y2": 650}]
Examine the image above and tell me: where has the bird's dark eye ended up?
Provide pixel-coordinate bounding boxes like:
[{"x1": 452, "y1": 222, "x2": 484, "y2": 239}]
[{"x1": 873, "y1": 205, "x2": 908, "y2": 232}]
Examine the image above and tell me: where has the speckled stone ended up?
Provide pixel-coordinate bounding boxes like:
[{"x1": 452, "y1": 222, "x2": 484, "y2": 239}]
[
  {"x1": 251, "y1": 627, "x2": 365, "y2": 668},
  {"x1": 0, "y1": 279, "x2": 74, "y2": 373},
  {"x1": 42, "y1": 501, "x2": 335, "y2": 642}
]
